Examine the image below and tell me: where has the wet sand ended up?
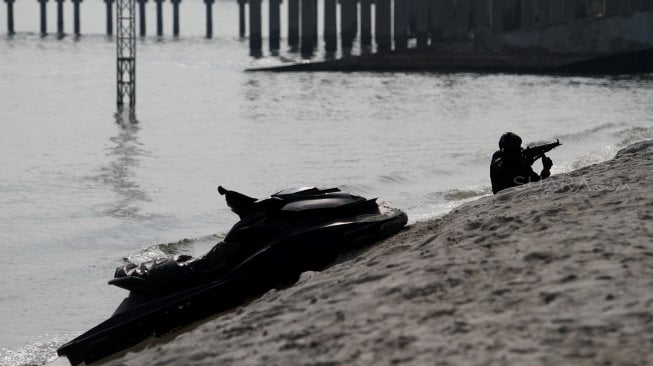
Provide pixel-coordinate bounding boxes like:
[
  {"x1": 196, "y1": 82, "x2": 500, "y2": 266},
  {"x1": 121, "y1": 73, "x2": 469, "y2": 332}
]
[{"x1": 108, "y1": 140, "x2": 653, "y2": 366}]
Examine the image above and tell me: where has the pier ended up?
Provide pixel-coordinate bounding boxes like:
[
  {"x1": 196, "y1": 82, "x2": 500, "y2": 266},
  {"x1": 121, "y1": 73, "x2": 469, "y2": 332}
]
[
  {"x1": 3, "y1": 1, "x2": 649, "y2": 53},
  {"x1": 235, "y1": 0, "x2": 653, "y2": 57},
  {"x1": 254, "y1": 7, "x2": 653, "y2": 74},
  {"x1": 3, "y1": 0, "x2": 218, "y2": 38},
  {"x1": 2, "y1": 1, "x2": 653, "y2": 73}
]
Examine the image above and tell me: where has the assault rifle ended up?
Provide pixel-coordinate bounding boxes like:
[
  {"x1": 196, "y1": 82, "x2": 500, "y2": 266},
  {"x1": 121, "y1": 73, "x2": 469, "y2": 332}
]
[{"x1": 523, "y1": 139, "x2": 561, "y2": 166}]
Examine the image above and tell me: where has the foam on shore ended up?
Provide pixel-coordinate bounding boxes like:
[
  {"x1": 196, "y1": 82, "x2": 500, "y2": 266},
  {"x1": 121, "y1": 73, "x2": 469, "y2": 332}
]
[{"x1": 107, "y1": 140, "x2": 653, "y2": 366}]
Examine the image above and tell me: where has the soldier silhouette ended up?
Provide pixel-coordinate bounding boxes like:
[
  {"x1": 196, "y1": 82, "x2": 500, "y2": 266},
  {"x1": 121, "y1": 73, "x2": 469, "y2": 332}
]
[{"x1": 490, "y1": 132, "x2": 553, "y2": 194}]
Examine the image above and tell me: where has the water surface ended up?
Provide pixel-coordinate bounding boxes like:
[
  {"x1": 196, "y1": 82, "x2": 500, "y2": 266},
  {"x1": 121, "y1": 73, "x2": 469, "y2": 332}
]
[{"x1": 1, "y1": 1, "x2": 652, "y2": 365}]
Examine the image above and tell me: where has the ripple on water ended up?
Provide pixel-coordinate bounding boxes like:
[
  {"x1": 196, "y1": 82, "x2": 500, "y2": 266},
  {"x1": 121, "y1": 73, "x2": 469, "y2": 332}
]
[{"x1": 0, "y1": 334, "x2": 70, "y2": 366}]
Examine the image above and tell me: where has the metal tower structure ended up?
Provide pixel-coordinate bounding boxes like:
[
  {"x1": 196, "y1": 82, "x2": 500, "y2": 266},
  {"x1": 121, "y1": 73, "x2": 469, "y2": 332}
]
[{"x1": 116, "y1": 0, "x2": 136, "y2": 109}]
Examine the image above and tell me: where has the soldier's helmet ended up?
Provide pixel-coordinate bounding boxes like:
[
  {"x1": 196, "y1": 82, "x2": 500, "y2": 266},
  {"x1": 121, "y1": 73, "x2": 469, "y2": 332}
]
[{"x1": 499, "y1": 132, "x2": 522, "y2": 151}]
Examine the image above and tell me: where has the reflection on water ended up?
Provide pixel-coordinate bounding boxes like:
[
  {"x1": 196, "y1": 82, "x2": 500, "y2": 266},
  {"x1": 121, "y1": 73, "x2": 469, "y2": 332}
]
[{"x1": 93, "y1": 112, "x2": 151, "y2": 219}]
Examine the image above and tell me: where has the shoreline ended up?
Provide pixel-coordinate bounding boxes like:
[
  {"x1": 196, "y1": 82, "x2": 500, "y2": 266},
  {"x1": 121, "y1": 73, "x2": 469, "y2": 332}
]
[{"x1": 107, "y1": 140, "x2": 652, "y2": 366}]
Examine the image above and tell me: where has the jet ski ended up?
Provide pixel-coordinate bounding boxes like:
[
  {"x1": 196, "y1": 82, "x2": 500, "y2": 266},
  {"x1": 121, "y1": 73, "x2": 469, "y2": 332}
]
[{"x1": 57, "y1": 186, "x2": 407, "y2": 365}]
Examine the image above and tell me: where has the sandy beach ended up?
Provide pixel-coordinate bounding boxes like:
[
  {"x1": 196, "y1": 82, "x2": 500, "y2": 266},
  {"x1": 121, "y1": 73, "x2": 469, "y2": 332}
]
[{"x1": 106, "y1": 140, "x2": 653, "y2": 366}]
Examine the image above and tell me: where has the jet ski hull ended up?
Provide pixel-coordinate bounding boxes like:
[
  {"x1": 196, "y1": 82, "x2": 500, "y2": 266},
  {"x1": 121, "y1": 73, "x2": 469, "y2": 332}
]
[{"x1": 57, "y1": 189, "x2": 407, "y2": 365}]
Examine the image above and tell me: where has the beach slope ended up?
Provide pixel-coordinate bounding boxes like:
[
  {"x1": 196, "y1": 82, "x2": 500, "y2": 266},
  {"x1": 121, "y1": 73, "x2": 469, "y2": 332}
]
[{"x1": 108, "y1": 140, "x2": 653, "y2": 366}]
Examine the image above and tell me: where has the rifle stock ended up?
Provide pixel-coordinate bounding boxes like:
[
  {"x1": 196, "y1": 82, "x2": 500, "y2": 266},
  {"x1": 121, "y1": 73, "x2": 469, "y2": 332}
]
[{"x1": 523, "y1": 139, "x2": 562, "y2": 165}]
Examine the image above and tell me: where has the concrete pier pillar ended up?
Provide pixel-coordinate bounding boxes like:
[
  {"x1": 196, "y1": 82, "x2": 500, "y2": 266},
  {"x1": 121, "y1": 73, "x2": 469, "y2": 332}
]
[
  {"x1": 155, "y1": 0, "x2": 163, "y2": 36},
  {"x1": 249, "y1": 0, "x2": 262, "y2": 55},
  {"x1": 238, "y1": 0, "x2": 246, "y2": 37},
  {"x1": 6, "y1": 0, "x2": 15, "y2": 35},
  {"x1": 312, "y1": 0, "x2": 318, "y2": 45},
  {"x1": 469, "y1": 0, "x2": 476, "y2": 35},
  {"x1": 639, "y1": 0, "x2": 653, "y2": 11},
  {"x1": 301, "y1": 0, "x2": 317, "y2": 56},
  {"x1": 137, "y1": 0, "x2": 147, "y2": 37},
  {"x1": 205, "y1": 0, "x2": 214, "y2": 38},
  {"x1": 55, "y1": 0, "x2": 64, "y2": 37},
  {"x1": 324, "y1": 0, "x2": 337, "y2": 52},
  {"x1": 375, "y1": 0, "x2": 391, "y2": 51},
  {"x1": 360, "y1": 0, "x2": 372, "y2": 48},
  {"x1": 430, "y1": 0, "x2": 455, "y2": 41},
  {"x1": 562, "y1": 0, "x2": 575, "y2": 20},
  {"x1": 533, "y1": 0, "x2": 549, "y2": 25},
  {"x1": 394, "y1": 0, "x2": 409, "y2": 49},
  {"x1": 409, "y1": 0, "x2": 417, "y2": 36},
  {"x1": 550, "y1": 0, "x2": 563, "y2": 23},
  {"x1": 501, "y1": 0, "x2": 520, "y2": 30},
  {"x1": 269, "y1": 0, "x2": 280, "y2": 50},
  {"x1": 6, "y1": 0, "x2": 16, "y2": 35},
  {"x1": 340, "y1": 0, "x2": 357, "y2": 51},
  {"x1": 454, "y1": 0, "x2": 470, "y2": 38},
  {"x1": 171, "y1": 0, "x2": 180, "y2": 37},
  {"x1": 491, "y1": 0, "x2": 503, "y2": 33},
  {"x1": 515, "y1": 0, "x2": 523, "y2": 28},
  {"x1": 520, "y1": 0, "x2": 533, "y2": 28},
  {"x1": 39, "y1": 0, "x2": 48, "y2": 36},
  {"x1": 573, "y1": 0, "x2": 587, "y2": 19},
  {"x1": 104, "y1": 0, "x2": 113, "y2": 35},
  {"x1": 642, "y1": 0, "x2": 653, "y2": 11},
  {"x1": 473, "y1": 0, "x2": 490, "y2": 36},
  {"x1": 605, "y1": 0, "x2": 621, "y2": 16},
  {"x1": 415, "y1": 0, "x2": 429, "y2": 46},
  {"x1": 604, "y1": 1, "x2": 628, "y2": 16},
  {"x1": 288, "y1": 0, "x2": 299, "y2": 48},
  {"x1": 73, "y1": 0, "x2": 82, "y2": 36}
]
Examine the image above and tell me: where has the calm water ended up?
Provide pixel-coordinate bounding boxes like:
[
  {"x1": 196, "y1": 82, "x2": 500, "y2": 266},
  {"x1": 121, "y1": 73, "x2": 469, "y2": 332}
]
[{"x1": 1, "y1": 1, "x2": 653, "y2": 365}]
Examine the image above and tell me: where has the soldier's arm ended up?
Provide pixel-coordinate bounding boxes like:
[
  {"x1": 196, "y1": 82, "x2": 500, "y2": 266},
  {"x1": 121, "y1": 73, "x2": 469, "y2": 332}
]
[{"x1": 540, "y1": 155, "x2": 553, "y2": 179}]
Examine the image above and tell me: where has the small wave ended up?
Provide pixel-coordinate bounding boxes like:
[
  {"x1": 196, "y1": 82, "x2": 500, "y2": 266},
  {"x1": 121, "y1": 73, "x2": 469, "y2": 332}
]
[
  {"x1": 566, "y1": 147, "x2": 618, "y2": 171},
  {"x1": 378, "y1": 174, "x2": 412, "y2": 185},
  {"x1": 338, "y1": 183, "x2": 374, "y2": 196},
  {"x1": 530, "y1": 122, "x2": 623, "y2": 146},
  {"x1": 553, "y1": 126, "x2": 653, "y2": 173},
  {"x1": 442, "y1": 187, "x2": 492, "y2": 201},
  {"x1": 411, "y1": 185, "x2": 492, "y2": 223},
  {"x1": 411, "y1": 194, "x2": 491, "y2": 223},
  {"x1": 124, "y1": 234, "x2": 222, "y2": 264},
  {"x1": 615, "y1": 126, "x2": 653, "y2": 147}
]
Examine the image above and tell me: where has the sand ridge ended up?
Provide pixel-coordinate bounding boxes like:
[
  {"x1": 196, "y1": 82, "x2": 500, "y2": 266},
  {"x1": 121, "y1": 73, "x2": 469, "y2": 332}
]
[{"x1": 108, "y1": 140, "x2": 653, "y2": 366}]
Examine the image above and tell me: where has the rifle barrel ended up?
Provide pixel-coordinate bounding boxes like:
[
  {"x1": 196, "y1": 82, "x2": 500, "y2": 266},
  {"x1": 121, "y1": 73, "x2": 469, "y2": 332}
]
[{"x1": 523, "y1": 140, "x2": 561, "y2": 165}]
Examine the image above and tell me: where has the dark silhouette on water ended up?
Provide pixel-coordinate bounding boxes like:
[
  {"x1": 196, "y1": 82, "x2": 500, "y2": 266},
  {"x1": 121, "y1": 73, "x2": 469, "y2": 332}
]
[{"x1": 490, "y1": 132, "x2": 559, "y2": 194}]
